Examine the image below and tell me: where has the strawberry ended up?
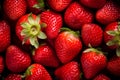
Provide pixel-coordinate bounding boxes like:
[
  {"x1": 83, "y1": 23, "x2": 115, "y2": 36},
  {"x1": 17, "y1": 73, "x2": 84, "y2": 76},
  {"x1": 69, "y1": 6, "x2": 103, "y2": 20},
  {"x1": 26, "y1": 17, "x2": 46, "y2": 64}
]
[
  {"x1": 80, "y1": 0, "x2": 106, "y2": 9},
  {"x1": 80, "y1": 47, "x2": 107, "y2": 79},
  {"x1": 26, "y1": 0, "x2": 45, "y2": 14},
  {"x1": 0, "y1": 21, "x2": 10, "y2": 52},
  {"x1": 3, "y1": 0, "x2": 27, "y2": 21},
  {"x1": 32, "y1": 43, "x2": 60, "y2": 67},
  {"x1": 5, "y1": 74, "x2": 22, "y2": 80},
  {"x1": 55, "y1": 61, "x2": 81, "y2": 80},
  {"x1": 6, "y1": 45, "x2": 31, "y2": 73},
  {"x1": 47, "y1": 0, "x2": 72, "y2": 12},
  {"x1": 107, "y1": 56, "x2": 120, "y2": 76},
  {"x1": 64, "y1": 2, "x2": 93, "y2": 30},
  {"x1": 0, "y1": 56, "x2": 4, "y2": 73},
  {"x1": 104, "y1": 22, "x2": 120, "y2": 56},
  {"x1": 16, "y1": 13, "x2": 47, "y2": 48},
  {"x1": 55, "y1": 28, "x2": 82, "y2": 63},
  {"x1": 41, "y1": 10, "x2": 62, "y2": 39},
  {"x1": 96, "y1": 1, "x2": 120, "y2": 25},
  {"x1": 93, "y1": 74, "x2": 110, "y2": 80},
  {"x1": 81, "y1": 23, "x2": 103, "y2": 47},
  {"x1": 25, "y1": 63, "x2": 52, "y2": 80}
]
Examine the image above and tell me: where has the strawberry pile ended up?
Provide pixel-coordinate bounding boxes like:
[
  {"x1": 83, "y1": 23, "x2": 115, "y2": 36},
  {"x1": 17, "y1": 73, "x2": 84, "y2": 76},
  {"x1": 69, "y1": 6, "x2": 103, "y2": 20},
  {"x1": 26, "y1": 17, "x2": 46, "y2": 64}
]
[{"x1": 0, "y1": 0, "x2": 120, "y2": 80}]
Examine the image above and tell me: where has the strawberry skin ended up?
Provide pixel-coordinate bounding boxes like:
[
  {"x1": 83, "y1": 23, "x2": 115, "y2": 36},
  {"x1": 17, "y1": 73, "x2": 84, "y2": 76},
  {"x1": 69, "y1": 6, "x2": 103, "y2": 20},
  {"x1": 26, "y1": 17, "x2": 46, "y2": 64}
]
[
  {"x1": 3, "y1": 0, "x2": 26, "y2": 21},
  {"x1": 81, "y1": 23, "x2": 103, "y2": 47},
  {"x1": 64, "y1": 2, "x2": 93, "y2": 30},
  {"x1": 25, "y1": 64, "x2": 52, "y2": 80},
  {"x1": 96, "y1": 1, "x2": 120, "y2": 25},
  {"x1": 5, "y1": 74, "x2": 22, "y2": 80},
  {"x1": 81, "y1": 48, "x2": 107, "y2": 79},
  {"x1": 93, "y1": 74, "x2": 110, "y2": 80},
  {"x1": 41, "y1": 10, "x2": 62, "y2": 39},
  {"x1": 0, "y1": 56, "x2": 4, "y2": 73},
  {"x1": 47, "y1": 0, "x2": 72, "y2": 12},
  {"x1": 32, "y1": 44, "x2": 60, "y2": 67},
  {"x1": 0, "y1": 21, "x2": 10, "y2": 52},
  {"x1": 55, "y1": 30, "x2": 82, "y2": 64},
  {"x1": 55, "y1": 61, "x2": 81, "y2": 80},
  {"x1": 107, "y1": 56, "x2": 120, "y2": 76},
  {"x1": 80, "y1": 0, "x2": 106, "y2": 9},
  {"x1": 6, "y1": 45, "x2": 31, "y2": 73}
]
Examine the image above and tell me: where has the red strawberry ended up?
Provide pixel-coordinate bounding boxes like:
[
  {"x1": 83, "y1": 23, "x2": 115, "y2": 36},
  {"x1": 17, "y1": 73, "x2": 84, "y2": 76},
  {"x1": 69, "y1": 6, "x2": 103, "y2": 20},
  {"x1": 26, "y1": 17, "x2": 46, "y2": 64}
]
[
  {"x1": 0, "y1": 21, "x2": 10, "y2": 52},
  {"x1": 0, "y1": 56, "x2": 4, "y2": 73},
  {"x1": 47, "y1": 0, "x2": 72, "y2": 12},
  {"x1": 107, "y1": 56, "x2": 120, "y2": 76},
  {"x1": 25, "y1": 63, "x2": 52, "y2": 80},
  {"x1": 55, "y1": 29, "x2": 82, "y2": 63},
  {"x1": 96, "y1": 1, "x2": 120, "y2": 25},
  {"x1": 81, "y1": 23, "x2": 103, "y2": 47},
  {"x1": 55, "y1": 61, "x2": 81, "y2": 80},
  {"x1": 80, "y1": 0, "x2": 106, "y2": 9},
  {"x1": 5, "y1": 74, "x2": 22, "y2": 80},
  {"x1": 93, "y1": 74, "x2": 110, "y2": 80},
  {"x1": 41, "y1": 10, "x2": 62, "y2": 39},
  {"x1": 81, "y1": 47, "x2": 107, "y2": 79},
  {"x1": 64, "y1": 2, "x2": 93, "y2": 30},
  {"x1": 16, "y1": 13, "x2": 47, "y2": 48},
  {"x1": 6, "y1": 45, "x2": 31, "y2": 73},
  {"x1": 32, "y1": 43, "x2": 60, "y2": 67},
  {"x1": 3, "y1": 0, "x2": 27, "y2": 21},
  {"x1": 26, "y1": 0, "x2": 45, "y2": 14}
]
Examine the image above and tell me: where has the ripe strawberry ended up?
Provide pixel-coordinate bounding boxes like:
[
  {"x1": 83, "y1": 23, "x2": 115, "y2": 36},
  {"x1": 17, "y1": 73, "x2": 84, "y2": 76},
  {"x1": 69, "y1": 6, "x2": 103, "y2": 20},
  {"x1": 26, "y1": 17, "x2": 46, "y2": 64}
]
[
  {"x1": 5, "y1": 74, "x2": 22, "y2": 80},
  {"x1": 96, "y1": 1, "x2": 120, "y2": 25},
  {"x1": 81, "y1": 47, "x2": 107, "y2": 79},
  {"x1": 55, "y1": 61, "x2": 81, "y2": 80},
  {"x1": 3, "y1": 0, "x2": 27, "y2": 21},
  {"x1": 81, "y1": 23, "x2": 103, "y2": 47},
  {"x1": 0, "y1": 56, "x2": 4, "y2": 73},
  {"x1": 47, "y1": 0, "x2": 72, "y2": 12},
  {"x1": 107, "y1": 56, "x2": 120, "y2": 76},
  {"x1": 16, "y1": 13, "x2": 47, "y2": 48},
  {"x1": 6, "y1": 45, "x2": 31, "y2": 73},
  {"x1": 32, "y1": 43, "x2": 60, "y2": 67},
  {"x1": 26, "y1": 0, "x2": 45, "y2": 14},
  {"x1": 55, "y1": 29, "x2": 82, "y2": 63},
  {"x1": 25, "y1": 63, "x2": 52, "y2": 80},
  {"x1": 0, "y1": 21, "x2": 10, "y2": 52},
  {"x1": 80, "y1": 0, "x2": 106, "y2": 9},
  {"x1": 93, "y1": 74, "x2": 110, "y2": 80},
  {"x1": 41, "y1": 10, "x2": 62, "y2": 39},
  {"x1": 64, "y1": 2, "x2": 93, "y2": 30}
]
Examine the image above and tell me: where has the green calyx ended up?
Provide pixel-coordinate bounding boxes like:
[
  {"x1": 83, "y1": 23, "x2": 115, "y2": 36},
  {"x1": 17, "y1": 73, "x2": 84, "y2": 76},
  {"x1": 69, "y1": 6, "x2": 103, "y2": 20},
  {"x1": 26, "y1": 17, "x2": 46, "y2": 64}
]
[
  {"x1": 21, "y1": 13, "x2": 47, "y2": 48},
  {"x1": 24, "y1": 65, "x2": 33, "y2": 77},
  {"x1": 33, "y1": 0, "x2": 45, "y2": 10}
]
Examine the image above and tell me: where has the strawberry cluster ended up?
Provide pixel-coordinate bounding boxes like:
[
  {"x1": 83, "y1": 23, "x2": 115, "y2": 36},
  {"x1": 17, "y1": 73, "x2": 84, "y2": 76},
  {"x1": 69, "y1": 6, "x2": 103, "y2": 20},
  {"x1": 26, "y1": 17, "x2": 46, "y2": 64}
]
[{"x1": 0, "y1": 0, "x2": 120, "y2": 80}]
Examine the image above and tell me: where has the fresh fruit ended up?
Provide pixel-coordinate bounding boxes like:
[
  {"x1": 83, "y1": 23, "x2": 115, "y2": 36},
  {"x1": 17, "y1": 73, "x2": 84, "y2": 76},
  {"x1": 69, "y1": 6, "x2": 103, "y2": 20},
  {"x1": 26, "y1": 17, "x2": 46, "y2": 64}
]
[
  {"x1": 3, "y1": 0, "x2": 27, "y2": 21},
  {"x1": 80, "y1": 0, "x2": 106, "y2": 9},
  {"x1": 81, "y1": 23, "x2": 103, "y2": 47},
  {"x1": 32, "y1": 43, "x2": 60, "y2": 67},
  {"x1": 47, "y1": 0, "x2": 72, "y2": 12},
  {"x1": 96, "y1": 1, "x2": 120, "y2": 25},
  {"x1": 0, "y1": 56, "x2": 4, "y2": 73},
  {"x1": 5, "y1": 74, "x2": 22, "y2": 80},
  {"x1": 26, "y1": 0, "x2": 45, "y2": 14},
  {"x1": 25, "y1": 63, "x2": 52, "y2": 80},
  {"x1": 0, "y1": 20, "x2": 10, "y2": 52},
  {"x1": 64, "y1": 2, "x2": 93, "y2": 30},
  {"x1": 16, "y1": 13, "x2": 47, "y2": 48},
  {"x1": 55, "y1": 61, "x2": 81, "y2": 80},
  {"x1": 55, "y1": 29, "x2": 82, "y2": 63},
  {"x1": 6, "y1": 45, "x2": 31, "y2": 73},
  {"x1": 93, "y1": 74, "x2": 110, "y2": 80},
  {"x1": 81, "y1": 47, "x2": 107, "y2": 79},
  {"x1": 107, "y1": 56, "x2": 120, "y2": 76},
  {"x1": 41, "y1": 10, "x2": 62, "y2": 39}
]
